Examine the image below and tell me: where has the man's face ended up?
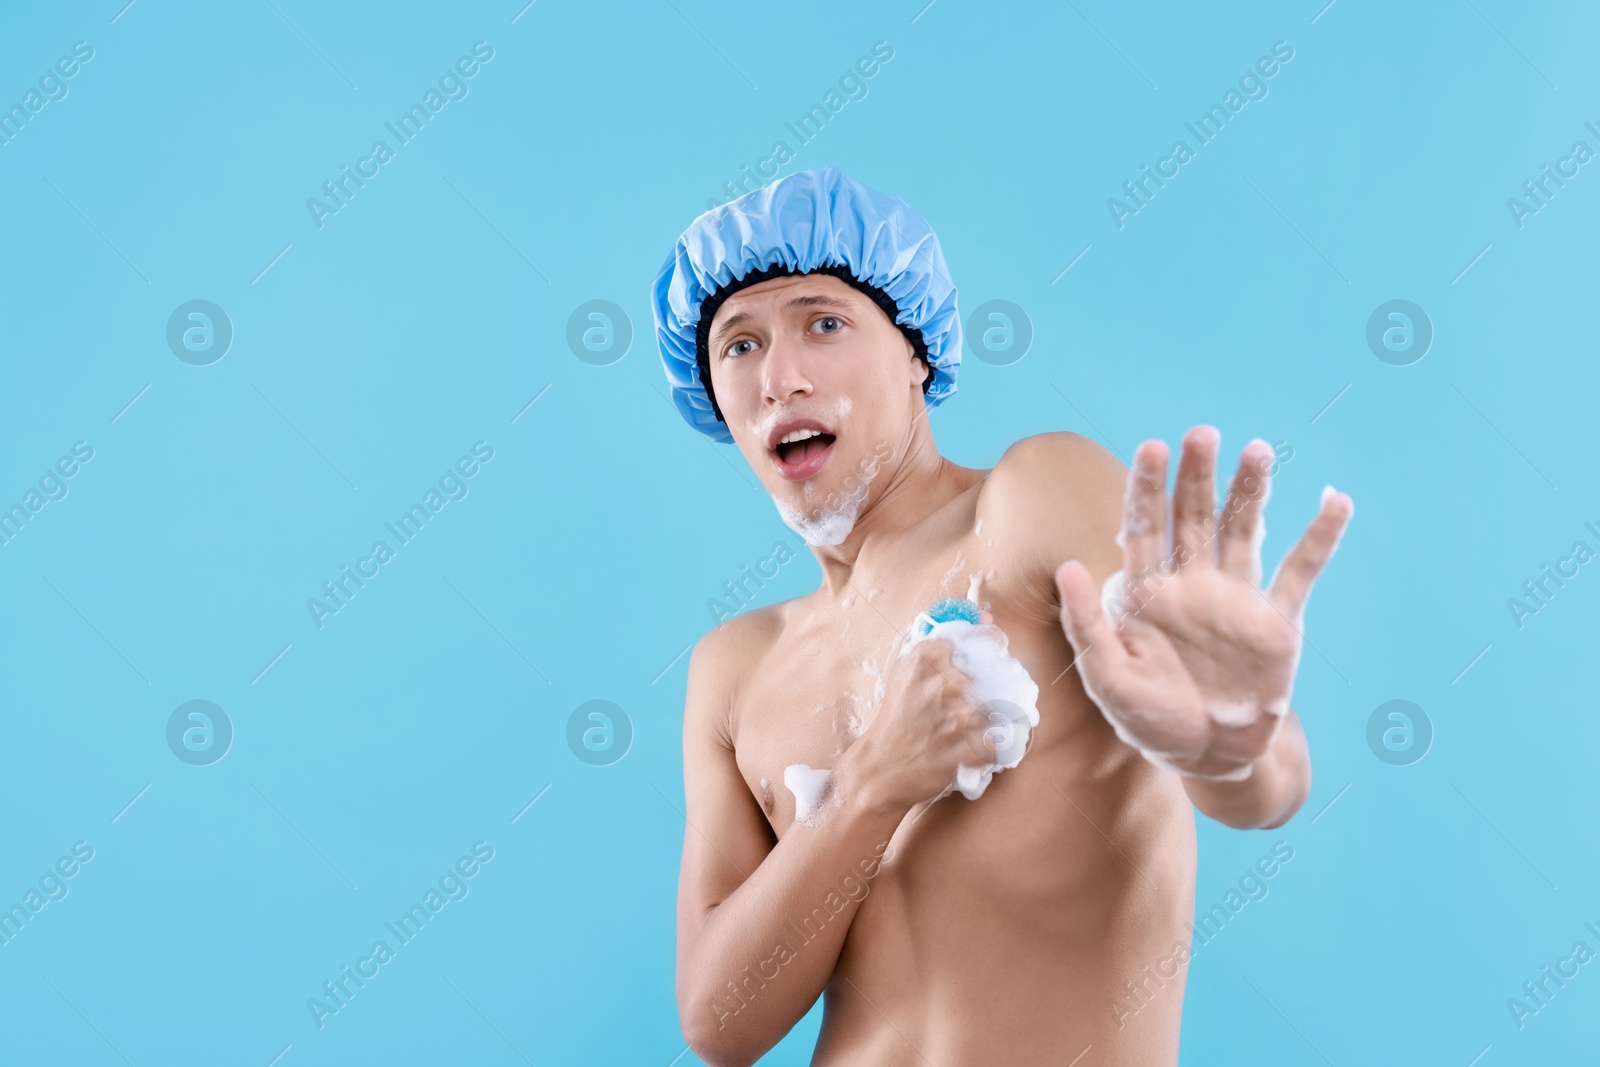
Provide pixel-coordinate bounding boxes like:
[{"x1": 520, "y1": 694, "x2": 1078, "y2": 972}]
[{"x1": 705, "y1": 273, "x2": 928, "y2": 543}]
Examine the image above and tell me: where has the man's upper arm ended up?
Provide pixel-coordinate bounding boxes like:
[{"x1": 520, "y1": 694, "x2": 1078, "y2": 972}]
[{"x1": 675, "y1": 621, "x2": 775, "y2": 995}]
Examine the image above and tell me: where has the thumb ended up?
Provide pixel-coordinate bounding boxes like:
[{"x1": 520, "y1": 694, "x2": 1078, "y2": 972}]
[{"x1": 1054, "y1": 560, "x2": 1124, "y2": 679}]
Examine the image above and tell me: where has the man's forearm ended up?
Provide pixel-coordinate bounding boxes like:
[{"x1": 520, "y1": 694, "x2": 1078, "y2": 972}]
[
  {"x1": 681, "y1": 774, "x2": 907, "y2": 1067},
  {"x1": 1180, "y1": 709, "x2": 1311, "y2": 830}
]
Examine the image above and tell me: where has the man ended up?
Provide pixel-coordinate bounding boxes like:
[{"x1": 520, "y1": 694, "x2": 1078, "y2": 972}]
[{"x1": 650, "y1": 167, "x2": 1352, "y2": 1066}]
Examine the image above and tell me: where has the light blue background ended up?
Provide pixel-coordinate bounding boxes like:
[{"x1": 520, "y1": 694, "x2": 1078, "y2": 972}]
[{"x1": 0, "y1": 1, "x2": 1595, "y2": 1064}]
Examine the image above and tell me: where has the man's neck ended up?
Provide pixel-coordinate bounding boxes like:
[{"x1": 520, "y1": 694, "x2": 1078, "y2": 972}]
[{"x1": 807, "y1": 425, "x2": 981, "y2": 597}]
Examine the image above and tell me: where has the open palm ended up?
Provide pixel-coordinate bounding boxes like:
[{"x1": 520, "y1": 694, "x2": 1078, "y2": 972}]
[{"x1": 1054, "y1": 427, "x2": 1353, "y2": 781}]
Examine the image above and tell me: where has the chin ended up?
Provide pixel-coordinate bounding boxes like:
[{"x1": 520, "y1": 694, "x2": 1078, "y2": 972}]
[
  {"x1": 775, "y1": 490, "x2": 864, "y2": 547},
  {"x1": 772, "y1": 450, "x2": 886, "y2": 546}
]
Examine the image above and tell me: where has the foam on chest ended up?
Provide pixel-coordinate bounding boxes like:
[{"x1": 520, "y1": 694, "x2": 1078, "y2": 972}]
[{"x1": 734, "y1": 646, "x2": 882, "y2": 831}]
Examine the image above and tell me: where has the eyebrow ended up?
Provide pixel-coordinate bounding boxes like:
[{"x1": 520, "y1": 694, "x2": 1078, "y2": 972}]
[{"x1": 710, "y1": 293, "x2": 857, "y2": 345}]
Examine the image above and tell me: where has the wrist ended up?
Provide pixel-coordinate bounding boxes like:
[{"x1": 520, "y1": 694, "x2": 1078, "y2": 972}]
[
  {"x1": 1179, "y1": 710, "x2": 1311, "y2": 829},
  {"x1": 1156, "y1": 701, "x2": 1294, "y2": 780},
  {"x1": 835, "y1": 745, "x2": 910, "y2": 824},
  {"x1": 1137, "y1": 742, "x2": 1255, "y2": 782}
]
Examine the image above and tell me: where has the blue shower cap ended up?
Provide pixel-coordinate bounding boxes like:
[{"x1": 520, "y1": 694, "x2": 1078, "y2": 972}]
[{"x1": 650, "y1": 166, "x2": 962, "y2": 444}]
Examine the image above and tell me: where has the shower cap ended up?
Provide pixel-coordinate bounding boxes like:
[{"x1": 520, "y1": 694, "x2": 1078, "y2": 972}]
[{"x1": 650, "y1": 166, "x2": 961, "y2": 444}]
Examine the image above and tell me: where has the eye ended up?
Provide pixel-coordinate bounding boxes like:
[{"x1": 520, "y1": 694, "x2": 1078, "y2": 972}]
[
  {"x1": 724, "y1": 339, "x2": 758, "y2": 358},
  {"x1": 810, "y1": 316, "x2": 844, "y2": 335}
]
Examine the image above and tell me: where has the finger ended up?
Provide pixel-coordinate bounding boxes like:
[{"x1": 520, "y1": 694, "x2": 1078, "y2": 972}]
[
  {"x1": 1267, "y1": 486, "x2": 1354, "y2": 617},
  {"x1": 1218, "y1": 438, "x2": 1275, "y2": 581},
  {"x1": 966, "y1": 709, "x2": 1000, "y2": 760},
  {"x1": 1055, "y1": 560, "x2": 1129, "y2": 682},
  {"x1": 922, "y1": 638, "x2": 983, "y2": 694},
  {"x1": 1120, "y1": 440, "x2": 1168, "y2": 580},
  {"x1": 907, "y1": 634, "x2": 956, "y2": 674},
  {"x1": 1170, "y1": 425, "x2": 1220, "y2": 569}
]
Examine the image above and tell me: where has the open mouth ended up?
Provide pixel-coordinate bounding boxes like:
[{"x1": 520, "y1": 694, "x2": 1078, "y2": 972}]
[{"x1": 770, "y1": 426, "x2": 837, "y2": 481}]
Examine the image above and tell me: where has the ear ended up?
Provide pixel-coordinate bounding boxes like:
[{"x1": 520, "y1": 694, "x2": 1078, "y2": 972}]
[{"x1": 911, "y1": 353, "x2": 930, "y2": 388}]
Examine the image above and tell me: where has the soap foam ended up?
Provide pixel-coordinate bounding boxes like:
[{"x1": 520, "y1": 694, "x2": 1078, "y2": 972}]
[
  {"x1": 1100, "y1": 568, "x2": 1132, "y2": 628},
  {"x1": 783, "y1": 763, "x2": 833, "y2": 825},
  {"x1": 764, "y1": 396, "x2": 875, "y2": 546},
  {"x1": 902, "y1": 611, "x2": 1041, "y2": 802},
  {"x1": 1084, "y1": 682, "x2": 1267, "y2": 781},
  {"x1": 776, "y1": 497, "x2": 860, "y2": 547},
  {"x1": 786, "y1": 601, "x2": 1041, "y2": 822},
  {"x1": 1209, "y1": 700, "x2": 1260, "y2": 728},
  {"x1": 1138, "y1": 747, "x2": 1256, "y2": 782},
  {"x1": 938, "y1": 553, "x2": 967, "y2": 590},
  {"x1": 776, "y1": 459, "x2": 880, "y2": 546},
  {"x1": 746, "y1": 397, "x2": 852, "y2": 454}
]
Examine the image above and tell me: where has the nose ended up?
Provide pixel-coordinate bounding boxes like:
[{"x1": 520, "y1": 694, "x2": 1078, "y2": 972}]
[{"x1": 760, "y1": 333, "x2": 812, "y2": 405}]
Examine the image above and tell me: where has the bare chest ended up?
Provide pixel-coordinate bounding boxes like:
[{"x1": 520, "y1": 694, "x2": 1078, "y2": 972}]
[{"x1": 731, "y1": 534, "x2": 1060, "y2": 835}]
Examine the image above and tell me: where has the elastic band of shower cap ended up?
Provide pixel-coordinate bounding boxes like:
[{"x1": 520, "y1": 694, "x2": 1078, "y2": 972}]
[{"x1": 649, "y1": 166, "x2": 962, "y2": 444}]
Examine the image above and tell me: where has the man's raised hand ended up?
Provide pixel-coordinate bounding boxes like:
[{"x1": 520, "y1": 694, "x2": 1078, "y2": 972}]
[{"x1": 1052, "y1": 426, "x2": 1353, "y2": 781}]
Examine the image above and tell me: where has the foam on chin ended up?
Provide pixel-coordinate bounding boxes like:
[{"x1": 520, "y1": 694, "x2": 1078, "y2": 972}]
[
  {"x1": 775, "y1": 455, "x2": 879, "y2": 546},
  {"x1": 776, "y1": 495, "x2": 864, "y2": 547}
]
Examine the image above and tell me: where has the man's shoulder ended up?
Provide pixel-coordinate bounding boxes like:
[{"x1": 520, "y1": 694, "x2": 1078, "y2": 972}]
[
  {"x1": 982, "y1": 431, "x2": 1125, "y2": 513},
  {"x1": 688, "y1": 600, "x2": 790, "y2": 687},
  {"x1": 976, "y1": 431, "x2": 1126, "y2": 575}
]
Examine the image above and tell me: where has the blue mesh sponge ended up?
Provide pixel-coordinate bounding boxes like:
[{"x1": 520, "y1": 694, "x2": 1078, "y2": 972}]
[{"x1": 915, "y1": 596, "x2": 983, "y2": 636}]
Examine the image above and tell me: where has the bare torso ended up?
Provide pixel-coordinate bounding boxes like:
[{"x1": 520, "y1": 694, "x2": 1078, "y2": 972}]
[{"x1": 715, "y1": 457, "x2": 1199, "y2": 1065}]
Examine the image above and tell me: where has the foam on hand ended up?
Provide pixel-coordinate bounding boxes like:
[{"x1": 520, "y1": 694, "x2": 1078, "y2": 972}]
[
  {"x1": 904, "y1": 596, "x2": 1041, "y2": 801},
  {"x1": 782, "y1": 594, "x2": 1041, "y2": 822},
  {"x1": 1100, "y1": 569, "x2": 1133, "y2": 629}
]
